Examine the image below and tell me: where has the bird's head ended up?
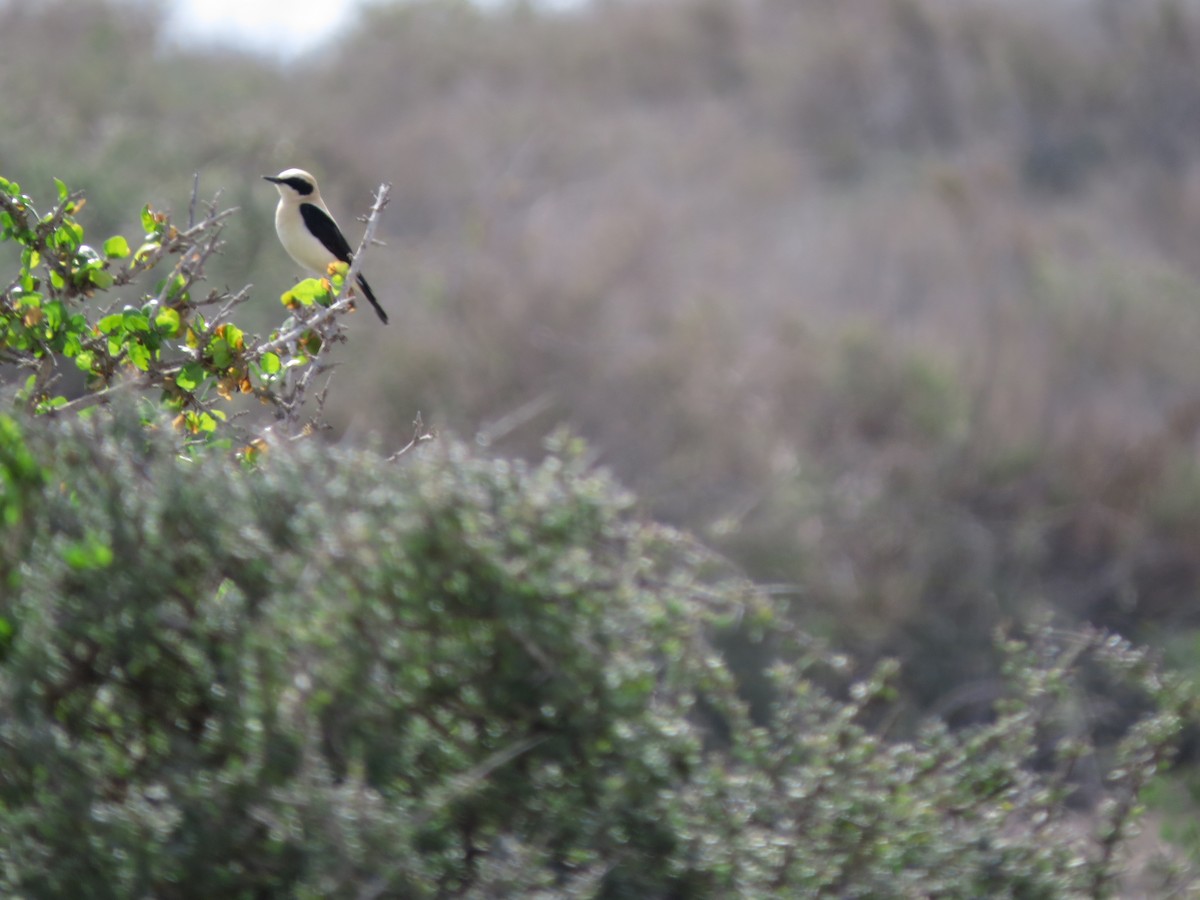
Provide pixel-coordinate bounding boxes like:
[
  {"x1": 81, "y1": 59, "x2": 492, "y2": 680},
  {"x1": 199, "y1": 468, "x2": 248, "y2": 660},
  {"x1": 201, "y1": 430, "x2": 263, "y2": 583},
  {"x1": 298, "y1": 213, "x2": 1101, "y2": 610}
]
[{"x1": 264, "y1": 168, "x2": 319, "y2": 203}]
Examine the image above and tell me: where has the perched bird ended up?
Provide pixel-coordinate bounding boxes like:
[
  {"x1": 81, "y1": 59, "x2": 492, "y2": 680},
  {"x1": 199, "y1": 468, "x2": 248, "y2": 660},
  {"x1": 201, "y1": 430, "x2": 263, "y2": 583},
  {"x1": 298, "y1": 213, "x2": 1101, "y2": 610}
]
[{"x1": 263, "y1": 167, "x2": 387, "y2": 324}]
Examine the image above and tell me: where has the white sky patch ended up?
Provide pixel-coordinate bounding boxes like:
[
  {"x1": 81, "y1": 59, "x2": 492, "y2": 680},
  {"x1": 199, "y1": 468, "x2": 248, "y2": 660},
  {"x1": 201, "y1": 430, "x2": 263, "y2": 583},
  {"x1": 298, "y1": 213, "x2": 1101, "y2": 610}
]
[
  {"x1": 163, "y1": 0, "x2": 364, "y2": 56},
  {"x1": 162, "y1": 0, "x2": 584, "y2": 58}
]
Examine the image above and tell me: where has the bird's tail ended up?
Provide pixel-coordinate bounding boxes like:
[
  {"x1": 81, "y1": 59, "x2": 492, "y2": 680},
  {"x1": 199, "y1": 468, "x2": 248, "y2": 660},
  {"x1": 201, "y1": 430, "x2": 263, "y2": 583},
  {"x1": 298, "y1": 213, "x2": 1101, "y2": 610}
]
[{"x1": 356, "y1": 273, "x2": 388, "y2": 324}]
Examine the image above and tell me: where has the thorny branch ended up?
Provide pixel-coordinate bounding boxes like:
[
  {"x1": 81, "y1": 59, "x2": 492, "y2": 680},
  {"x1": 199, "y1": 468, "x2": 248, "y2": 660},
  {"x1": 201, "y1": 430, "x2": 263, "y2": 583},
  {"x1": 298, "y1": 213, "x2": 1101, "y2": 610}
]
[
  {"x1": 252, "y1": 182, "x2": 391, "y2": 360},
  {"x1": 254, "y1": 182, "x2": 394, "y2": 437},
  {"x1": 39, "y1": 183, "x2": 239, "y2": 420},
  {"x1": 11, "y1": 176, "x2": 415, "y2": 451}
]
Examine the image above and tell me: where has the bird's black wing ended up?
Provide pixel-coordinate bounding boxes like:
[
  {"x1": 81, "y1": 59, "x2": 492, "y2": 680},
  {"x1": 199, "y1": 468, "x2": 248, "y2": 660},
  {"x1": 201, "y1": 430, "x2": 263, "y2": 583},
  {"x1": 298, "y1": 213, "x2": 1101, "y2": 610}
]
[
  {"x1": 300, "y1": 202, "x2": 388, "y2": 324},
  {"x1": 300, "y1": 202, "x2": 354, "y2": 263}
]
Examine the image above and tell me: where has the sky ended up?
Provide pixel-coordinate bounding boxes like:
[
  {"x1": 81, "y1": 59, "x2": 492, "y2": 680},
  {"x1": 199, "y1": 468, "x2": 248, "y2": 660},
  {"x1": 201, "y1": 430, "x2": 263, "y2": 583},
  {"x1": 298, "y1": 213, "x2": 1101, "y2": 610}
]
[
  {"x1": 163, "y1": 0, "x2": 581, "y2": 57},
  {"x1": 163, "y1": 0, "x2": 370, "y2": 55}
]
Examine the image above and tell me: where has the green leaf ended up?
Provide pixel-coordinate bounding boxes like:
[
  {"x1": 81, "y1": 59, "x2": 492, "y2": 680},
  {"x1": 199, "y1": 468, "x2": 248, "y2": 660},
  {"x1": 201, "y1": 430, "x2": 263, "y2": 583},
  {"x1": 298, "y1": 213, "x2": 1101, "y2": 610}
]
[
  {"x1": 157, "y1": 273, "x2": 188, "y2": 302},
  {"x1": 259, "y1": 352, "x2": 281, "y2": 375},
  {"x1": 127, "y1": 340, "x2": 152, "y2": 371},
  {"x1": 54, "y1": 177, "x2": 68, "y2": 202},
  {"x1": 88, "y1": 268, "x2": 114, "y2": 289},
  {"x1": 49, "y1": 270, "x2": 65, "y2": 290},
  {"x1": 191, "y1": 411, "x2": 218, "y2": 433},
  {"x1": 141, "y1": 204, "x2": 156, "y2": 234},
  {"x1": 122, "y1": 310, "x2": 151, "y2": 332},
  {"x1": 103, "y1": 235, "x2": 130, "y2": 259},
  {"x1": 97, "y1": 313, "x2": 125, "y2": 334},
  {"x1": 176, "y1": 362, "x2": 205, "y2": 391},
  {"x1": 289, "y1": 277, "x2": 332, "y2": 307},
  {"x1": 155, "y1": 307, "x2": 181, "y2": 335},
  {"x1": 53, "y1": 221, "x2": 83, "y2": 251},
  {"x1": 34, "y1": 395, "x2": 68, "y2": 413},
  {"x1": 42, "y1": 302, "x2": 64, "y2": 331},
  {"x1": 211, "y1": 341, "x2": 232, "y2": 368}
]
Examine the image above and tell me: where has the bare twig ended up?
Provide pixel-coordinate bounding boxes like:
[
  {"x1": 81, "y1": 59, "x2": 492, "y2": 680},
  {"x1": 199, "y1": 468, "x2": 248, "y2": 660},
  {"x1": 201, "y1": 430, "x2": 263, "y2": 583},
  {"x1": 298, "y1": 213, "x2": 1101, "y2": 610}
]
[
  {"x1": 46, "y1": 375, "x2": 142, "y2": 416},
  {"x1": 113, "y1": 203, "x2": 239, "y2": 287},
  {"x1": 205, "y1": 284, "x2": 252, "y2": 317},
  {"x1": 388, "y1": 412, "x2": 436, "y2": 460},
  {"x1": 187, "y1": 173, "x2": 200, "y2": 229},
  {"x1": 149, "y1": 225, "x2": 224, "y2": 312},
  {"x1": 276, "y1": 354, "x2": 338, "y2": 435}
]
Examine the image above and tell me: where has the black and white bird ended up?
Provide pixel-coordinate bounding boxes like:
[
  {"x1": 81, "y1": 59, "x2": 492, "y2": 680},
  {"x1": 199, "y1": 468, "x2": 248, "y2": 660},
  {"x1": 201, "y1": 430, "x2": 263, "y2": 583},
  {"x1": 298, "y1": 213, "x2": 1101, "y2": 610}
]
[{"x1": 263, "y1": 167, "x2": 387, "y2": 324}]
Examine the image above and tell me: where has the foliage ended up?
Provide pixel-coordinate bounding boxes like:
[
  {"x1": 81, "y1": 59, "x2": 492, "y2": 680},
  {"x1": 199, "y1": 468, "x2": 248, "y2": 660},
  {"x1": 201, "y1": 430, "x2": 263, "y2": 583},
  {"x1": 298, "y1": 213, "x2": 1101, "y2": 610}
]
[
  {"x1": 0, "y1": 410, "x2": 1196, "y2": 897},
  {"x1": 7, "y1": 0, "x2": 1200, "y2": 726},
  {"x1": 6, "y1": 0, "x2": 1200, "y2": 887},
  {"x1": 0, "y1": 174, "x2": 385, "y2": 452}
]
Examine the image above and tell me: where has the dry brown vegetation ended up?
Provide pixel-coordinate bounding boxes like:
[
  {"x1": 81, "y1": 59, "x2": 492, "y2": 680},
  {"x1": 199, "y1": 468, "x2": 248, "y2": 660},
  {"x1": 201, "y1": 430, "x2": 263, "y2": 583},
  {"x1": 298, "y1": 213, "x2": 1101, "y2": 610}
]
[{"x1": 6, "y1": 0, "x2": 1200, "y2": 732}]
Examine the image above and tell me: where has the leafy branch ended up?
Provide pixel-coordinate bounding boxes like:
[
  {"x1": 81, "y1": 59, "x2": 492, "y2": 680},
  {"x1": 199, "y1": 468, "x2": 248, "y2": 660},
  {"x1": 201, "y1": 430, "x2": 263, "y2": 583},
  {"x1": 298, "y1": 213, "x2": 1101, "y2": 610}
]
[{"x1": 0, "y1": 173, "x2": 396, "y2": 456}]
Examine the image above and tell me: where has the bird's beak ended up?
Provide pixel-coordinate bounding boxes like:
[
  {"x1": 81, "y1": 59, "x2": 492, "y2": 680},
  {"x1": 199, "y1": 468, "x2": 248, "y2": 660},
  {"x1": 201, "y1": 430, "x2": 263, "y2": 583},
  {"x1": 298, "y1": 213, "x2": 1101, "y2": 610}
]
[{"x1": 263, "y1": 175, "x2": 283, "y2": 184}]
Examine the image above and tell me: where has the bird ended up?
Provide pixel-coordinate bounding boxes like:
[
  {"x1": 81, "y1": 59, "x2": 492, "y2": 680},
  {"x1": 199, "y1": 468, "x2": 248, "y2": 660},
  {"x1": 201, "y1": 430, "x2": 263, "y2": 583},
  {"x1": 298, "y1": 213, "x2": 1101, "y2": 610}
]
[{"x1": 263, "y1": 167, "x2": 387, "y2": 324}]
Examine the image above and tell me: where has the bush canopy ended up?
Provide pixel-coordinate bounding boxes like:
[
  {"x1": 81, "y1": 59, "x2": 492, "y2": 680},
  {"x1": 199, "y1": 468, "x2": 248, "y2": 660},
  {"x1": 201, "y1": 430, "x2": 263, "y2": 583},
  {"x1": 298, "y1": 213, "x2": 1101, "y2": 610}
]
[{"x1": 0, "y1": 408, "x2": 1194, "y2": 898}]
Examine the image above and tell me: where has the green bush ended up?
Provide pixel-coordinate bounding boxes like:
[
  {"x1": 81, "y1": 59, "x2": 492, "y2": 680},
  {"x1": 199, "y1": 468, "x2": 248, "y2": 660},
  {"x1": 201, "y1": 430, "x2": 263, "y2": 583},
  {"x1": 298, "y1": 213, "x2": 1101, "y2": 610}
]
[{"x1": 0, "y1": 410, "x2": 1195, "y2": 897}]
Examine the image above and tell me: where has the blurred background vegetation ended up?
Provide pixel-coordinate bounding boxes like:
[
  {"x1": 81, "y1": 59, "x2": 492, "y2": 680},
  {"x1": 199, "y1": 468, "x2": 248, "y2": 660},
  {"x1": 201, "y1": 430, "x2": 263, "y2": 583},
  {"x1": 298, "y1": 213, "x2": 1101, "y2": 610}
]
[{"x1": 7, "y1": 0, "x2": 1200, "y2": 873}]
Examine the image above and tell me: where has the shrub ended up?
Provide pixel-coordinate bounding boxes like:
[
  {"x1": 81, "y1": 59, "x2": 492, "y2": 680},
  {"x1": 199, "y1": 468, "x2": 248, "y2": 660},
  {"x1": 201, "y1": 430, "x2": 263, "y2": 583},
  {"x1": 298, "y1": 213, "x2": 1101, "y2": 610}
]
[{"x1": 0, "y1": 410, "x2": 1195, "y2": 897}]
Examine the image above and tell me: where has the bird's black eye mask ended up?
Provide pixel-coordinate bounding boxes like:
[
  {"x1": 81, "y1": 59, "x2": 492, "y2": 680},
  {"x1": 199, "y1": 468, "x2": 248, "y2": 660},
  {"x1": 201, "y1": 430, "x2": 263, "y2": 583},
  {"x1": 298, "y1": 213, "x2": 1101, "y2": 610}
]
[
  {"x1": 265, "y1": 175, "x2": 315, "y2": 196},
  {"x1": 283, "y1": 177, "x2": 314, "y2": 196}
]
